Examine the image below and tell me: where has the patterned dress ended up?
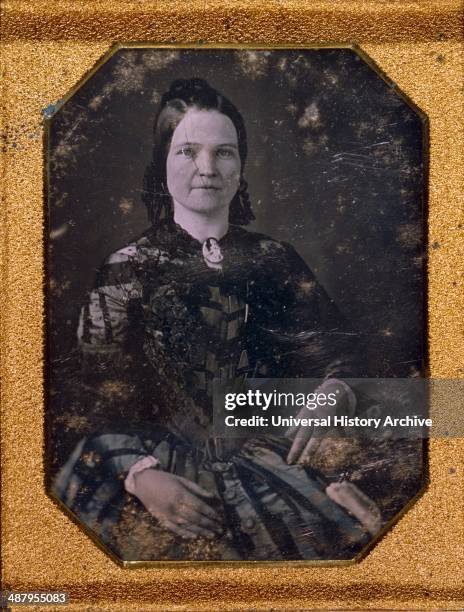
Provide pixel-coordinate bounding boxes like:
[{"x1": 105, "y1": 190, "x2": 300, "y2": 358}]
[{"x1": 53, "y1": 220, "x2": 371, "y2": 561}]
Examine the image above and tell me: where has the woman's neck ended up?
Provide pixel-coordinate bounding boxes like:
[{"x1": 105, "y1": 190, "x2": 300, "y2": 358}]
[{"x1": 173, "y1": 206, "x2": 229, "y2": 243}]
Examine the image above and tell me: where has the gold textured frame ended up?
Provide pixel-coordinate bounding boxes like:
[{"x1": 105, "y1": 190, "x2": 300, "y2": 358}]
[{"x1": 1, "y1": 1, "x2": 463, "y2": 609}]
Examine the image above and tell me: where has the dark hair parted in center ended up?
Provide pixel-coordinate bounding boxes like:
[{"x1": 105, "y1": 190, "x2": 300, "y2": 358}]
[{"x1": 142, "y1": 78, "x2": 255, "y2": 228}]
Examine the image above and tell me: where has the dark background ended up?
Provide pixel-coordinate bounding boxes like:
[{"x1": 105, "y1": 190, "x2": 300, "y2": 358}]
[{"x1": 47, "y1": 48, "x2": 426, "y2": 376}]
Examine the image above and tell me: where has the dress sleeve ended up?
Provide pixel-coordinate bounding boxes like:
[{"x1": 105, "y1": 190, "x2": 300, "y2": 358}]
[
  {"x1": 249, "y1": 241, "x2": 359, "y2": 379},
  {"x1": 54, "y1": 244, "x2": 156, "y2": 507},
  {"x1": 77, "y1": 244, "x2": 143, "y2": 362}
]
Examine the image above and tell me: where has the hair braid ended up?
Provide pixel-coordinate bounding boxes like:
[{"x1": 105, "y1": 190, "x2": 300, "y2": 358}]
[{"x1": 229, "y1": 177, "x2": 255, "y2": 225}]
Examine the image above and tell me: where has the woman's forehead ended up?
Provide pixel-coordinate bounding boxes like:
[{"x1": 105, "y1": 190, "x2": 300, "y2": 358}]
[{"x1": 170, "y1": 108, "x2": 238, "y2": 147}]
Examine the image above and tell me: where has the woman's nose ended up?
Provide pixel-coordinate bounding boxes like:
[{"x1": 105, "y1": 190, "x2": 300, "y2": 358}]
[{"x1": 196, "y1": 151, "x2": 217, "y2": 176}]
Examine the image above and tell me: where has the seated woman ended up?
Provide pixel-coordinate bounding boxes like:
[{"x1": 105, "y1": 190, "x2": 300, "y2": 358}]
[{"x1": 53, "y1": 78, "x2": 380, "y2": 562}]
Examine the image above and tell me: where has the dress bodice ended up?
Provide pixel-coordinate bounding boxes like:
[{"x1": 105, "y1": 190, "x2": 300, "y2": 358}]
[{"x1": 77, "y1": 220, "x2": 353, "y2": 443}]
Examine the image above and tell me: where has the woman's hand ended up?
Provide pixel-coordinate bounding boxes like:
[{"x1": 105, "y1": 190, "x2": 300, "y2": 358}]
[
  {"x1": 132, "y1": 468, "x2": 224, "y2": 539},
  {"x1": 285, "y1": 401, "x2": 339, "y2": 465},
  {"x1": 286, "y1": 379, "x2": 356, "y2": 465}
]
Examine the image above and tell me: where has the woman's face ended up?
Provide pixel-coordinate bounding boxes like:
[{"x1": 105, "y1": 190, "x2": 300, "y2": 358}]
[{"x1": 166, "y1": 108, "x2": 241, "y2": 217}]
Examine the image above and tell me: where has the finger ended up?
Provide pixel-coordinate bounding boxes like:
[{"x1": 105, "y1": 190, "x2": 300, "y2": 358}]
[
  {"x1": 181, "y1": 493, "x2": 222, "y2": 524},
  {"x1": 178, "y1": 503, "x2": 223, "y2": 533},
  {"x1": 285, "y1": 406, "x2": 312, "y2": 439},
  {"x1": 178, "y1": 484, "x2": 222, "y2": 522},
  {"x1": 174, "y1": 517, "x2": 217, "y2": 539},
  {"x1": 161, "y1": 519, "x2": 198, "y2": 540},
  {"x1": 326, "y1": 482, "x2": 382, "y2": 536},
  {"x1": 179, "y1": 477, "x2": 215, "y2": 498},
  {"x1": 286, "y1": 426, "x2": 313, "y2": 464},
  {"x1": 297, "y1": 435, "x2": 322, "y2": 465}
]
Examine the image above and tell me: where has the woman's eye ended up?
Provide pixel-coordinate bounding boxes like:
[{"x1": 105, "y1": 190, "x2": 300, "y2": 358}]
[
  {"x1": 217, "y1": 148, "x2": 234, "y2": 159},
  {"x1": 178, "y1": 147, "x2": 195, "y2": 157}
]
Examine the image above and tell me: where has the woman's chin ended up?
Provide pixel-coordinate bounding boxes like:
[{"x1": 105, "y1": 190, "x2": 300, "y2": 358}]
[{"x1": 182, "y1": 197, "x2": 230, "y2": 216}]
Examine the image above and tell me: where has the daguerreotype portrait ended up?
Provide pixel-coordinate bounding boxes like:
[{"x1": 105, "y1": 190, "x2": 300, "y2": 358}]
[{"x1": 46, "y1": 47, "x2": 426, "y2": 563}]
